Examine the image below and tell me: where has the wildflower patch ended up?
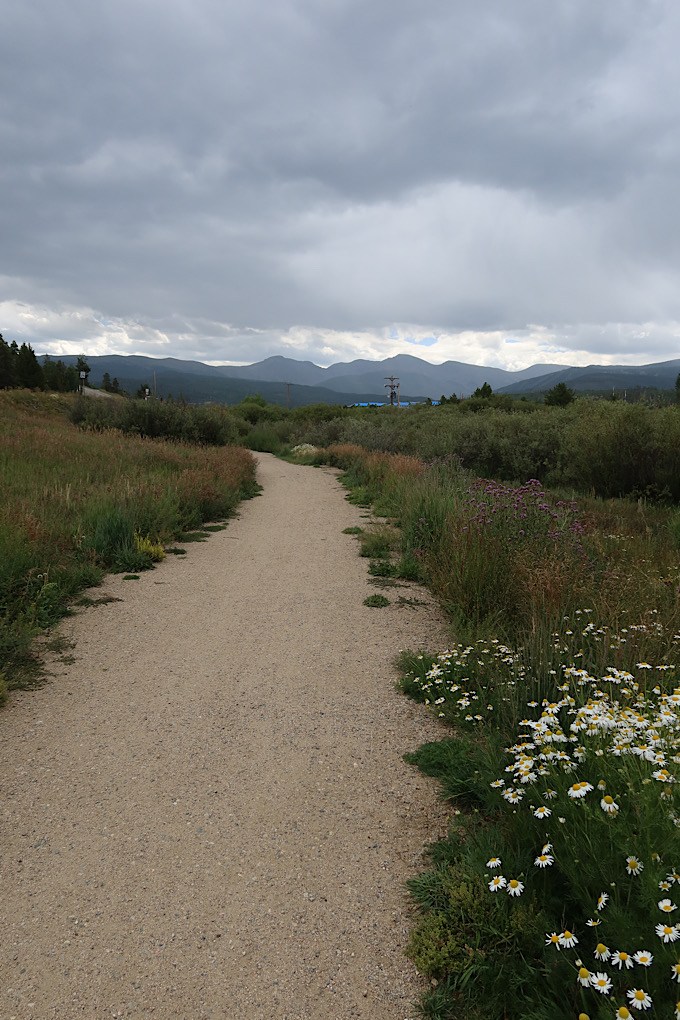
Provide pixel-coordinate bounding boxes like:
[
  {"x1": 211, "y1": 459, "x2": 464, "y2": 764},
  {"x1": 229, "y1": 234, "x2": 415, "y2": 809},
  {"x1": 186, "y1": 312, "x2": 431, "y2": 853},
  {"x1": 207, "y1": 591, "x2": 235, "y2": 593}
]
[{"x1": 402, "y1": 615, "x2": 680, "y2": 1019}]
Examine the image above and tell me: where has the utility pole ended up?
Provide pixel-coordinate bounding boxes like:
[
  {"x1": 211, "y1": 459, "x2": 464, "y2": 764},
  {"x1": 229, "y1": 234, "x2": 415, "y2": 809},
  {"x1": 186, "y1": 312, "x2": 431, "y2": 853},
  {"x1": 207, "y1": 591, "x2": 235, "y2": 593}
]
[{"x1": 384, "y1": 376, "x2": 400, "y2": 406}]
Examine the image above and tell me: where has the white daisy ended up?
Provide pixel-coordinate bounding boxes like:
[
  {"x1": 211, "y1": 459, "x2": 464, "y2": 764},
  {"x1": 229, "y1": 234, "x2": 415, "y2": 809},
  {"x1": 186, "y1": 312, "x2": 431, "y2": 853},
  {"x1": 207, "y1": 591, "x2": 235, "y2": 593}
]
[
  {"x1": 626, "y1": 856, "x2": 643, "y2": 875},
  {"x1": 626, "y1": 987, "x2": 652, "y2": 1010},
  {"x1": 611, "y1": 949, "x2": 634, "y2": 970},
  {"x1": 656, "y1": 923, "x2": 679, "y2": 943},
  {"x1": 589, "y1": 971, "x2": 612, "y2": 994}
]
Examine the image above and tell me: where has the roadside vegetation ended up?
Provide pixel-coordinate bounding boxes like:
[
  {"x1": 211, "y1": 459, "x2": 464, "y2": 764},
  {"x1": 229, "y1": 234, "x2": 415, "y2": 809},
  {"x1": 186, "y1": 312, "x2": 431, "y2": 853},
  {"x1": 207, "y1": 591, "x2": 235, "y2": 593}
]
[
  {"x1": 302, "y1": 437, "x2": 680, "y2": 1017},
  {"x1": 0, "y1": 390, "x2": 257, "y2": 700}
]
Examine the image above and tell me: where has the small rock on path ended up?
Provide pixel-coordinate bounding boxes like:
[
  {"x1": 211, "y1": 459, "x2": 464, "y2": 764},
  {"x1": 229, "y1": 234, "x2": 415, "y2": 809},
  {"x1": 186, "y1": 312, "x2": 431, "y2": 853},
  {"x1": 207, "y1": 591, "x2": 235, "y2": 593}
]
[{"x1": 0, "y1": 453, "x2": 449, "y2": 1019}]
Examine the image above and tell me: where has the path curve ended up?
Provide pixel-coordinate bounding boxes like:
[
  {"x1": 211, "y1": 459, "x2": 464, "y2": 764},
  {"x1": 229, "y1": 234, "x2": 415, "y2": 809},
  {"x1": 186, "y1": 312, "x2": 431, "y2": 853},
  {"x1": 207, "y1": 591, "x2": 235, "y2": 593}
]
[{"x1": 0, "y1": 453, "x2": 449, "y2": 1020}]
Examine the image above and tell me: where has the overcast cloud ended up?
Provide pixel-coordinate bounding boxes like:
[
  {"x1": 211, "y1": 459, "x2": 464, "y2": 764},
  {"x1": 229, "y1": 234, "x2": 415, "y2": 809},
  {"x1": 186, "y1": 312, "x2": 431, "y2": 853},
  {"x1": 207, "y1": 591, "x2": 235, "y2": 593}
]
[{"x1": 2, "y1": 0, "x2": 680, "y2": 369}]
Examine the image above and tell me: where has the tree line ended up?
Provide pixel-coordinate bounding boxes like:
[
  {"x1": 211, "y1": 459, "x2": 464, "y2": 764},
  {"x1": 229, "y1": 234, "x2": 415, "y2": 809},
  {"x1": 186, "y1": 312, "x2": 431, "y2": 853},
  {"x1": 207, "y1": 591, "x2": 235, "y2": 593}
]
[
  {"x1": 0, "y1": 333, "x2": 78, "y2": 391},
  {"x1": 0, "y1": 336, "x2": 124, "y2": 394}
]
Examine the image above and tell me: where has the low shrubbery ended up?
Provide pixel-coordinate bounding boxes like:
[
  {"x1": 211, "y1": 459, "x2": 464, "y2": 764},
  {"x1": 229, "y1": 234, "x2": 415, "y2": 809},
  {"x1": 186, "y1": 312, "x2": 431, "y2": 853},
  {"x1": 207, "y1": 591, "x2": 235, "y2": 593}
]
[
  {"x1": 287, "y1": 400, "x2": 680, "y2": 502},
  {"x1": 69, "y1": 393, "x2": 242, "y2": 446}
]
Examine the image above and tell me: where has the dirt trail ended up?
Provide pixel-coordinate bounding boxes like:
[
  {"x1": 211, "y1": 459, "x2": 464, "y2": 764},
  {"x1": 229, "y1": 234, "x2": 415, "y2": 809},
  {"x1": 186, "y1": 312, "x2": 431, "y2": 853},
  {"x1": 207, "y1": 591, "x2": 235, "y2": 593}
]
[{"x1": 0, "y1": 453, "x2": 449, "y2": 1020}]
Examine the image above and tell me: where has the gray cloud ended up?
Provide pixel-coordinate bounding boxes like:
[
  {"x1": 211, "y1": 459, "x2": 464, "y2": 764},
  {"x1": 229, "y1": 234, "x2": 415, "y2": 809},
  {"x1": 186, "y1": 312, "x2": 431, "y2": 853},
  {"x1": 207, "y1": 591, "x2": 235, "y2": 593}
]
[{"x1": 2, "y1": 0, "x2": 680, "y2": 365}]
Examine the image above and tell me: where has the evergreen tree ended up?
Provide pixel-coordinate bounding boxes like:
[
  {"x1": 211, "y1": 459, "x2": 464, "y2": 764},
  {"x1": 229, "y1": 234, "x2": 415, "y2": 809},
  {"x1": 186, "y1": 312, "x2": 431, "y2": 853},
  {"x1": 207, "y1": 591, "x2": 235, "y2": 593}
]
[
  {"x1": 15, "y1": 343, "x2": 45, "y2": 389},
  {"x1": 42, "y1": 354, "x2": 56, "y2": 389},
  {"x1": 111, "y1": 376, "x2": 120, "y2": 393},
  {"x1": 472, "y1": 382, "x2": 493, "y2": 399},
  {"x1": 65, "y1": 365, "x2": 79, "y2": 391},
  {"x1": 544, "y1": 381, "x2": 576, "y2": 407},
  {"x1": 102, "y1": 372, "x2": 112, "y2": 391},
  {"x1": 0, "y1": 333, "x2": 17, "y2": 389},
  {"x1": 43, "y1": 357, "x2": 73, "y2": 392}
]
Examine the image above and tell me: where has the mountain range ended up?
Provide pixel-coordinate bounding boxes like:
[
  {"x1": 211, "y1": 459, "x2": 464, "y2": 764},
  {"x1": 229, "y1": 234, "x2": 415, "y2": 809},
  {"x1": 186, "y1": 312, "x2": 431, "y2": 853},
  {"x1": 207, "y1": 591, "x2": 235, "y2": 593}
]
[{"x1": 39, "y1": 352, "x2": 680, "y2": 404}]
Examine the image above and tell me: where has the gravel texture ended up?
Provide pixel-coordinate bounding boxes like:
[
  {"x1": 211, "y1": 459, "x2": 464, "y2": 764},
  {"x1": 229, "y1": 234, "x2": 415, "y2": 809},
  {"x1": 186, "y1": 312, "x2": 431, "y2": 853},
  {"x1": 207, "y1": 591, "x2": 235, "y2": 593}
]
[{"x1": 0, "y1": 453, "x2": 450, "y2": 1020}]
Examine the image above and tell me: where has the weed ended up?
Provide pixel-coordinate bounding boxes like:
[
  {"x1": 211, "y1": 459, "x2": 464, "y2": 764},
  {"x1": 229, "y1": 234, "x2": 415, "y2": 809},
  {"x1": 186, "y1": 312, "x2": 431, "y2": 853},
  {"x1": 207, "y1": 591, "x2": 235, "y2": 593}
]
[
  {"x1": 122, "y1": 574, "x2": 140, "y2": 580},
  {"x1": 180, "y1": 531, "x2": 210, "y2": 543},
  {"x1": 363, "y1": 594, "x2": 390, "y2": 607},
  {"x1": 358, "y1": 524, "x2": 398, "y2": 558},
  {"x1": 368, "y1": 559, "x2": 396, "y2": 577},
  {"x1": 394, "y1": 551, "x2": 423, "y2": 581},
  {"x1": 342, "y1": 526, "x2": 364, "y2": 535},
  {"x1": 165, "y1": 547, "x2": 187, "y2": 555},
  {"x1": 344, "y1": 486, "x2": 372, "y2": 507}
]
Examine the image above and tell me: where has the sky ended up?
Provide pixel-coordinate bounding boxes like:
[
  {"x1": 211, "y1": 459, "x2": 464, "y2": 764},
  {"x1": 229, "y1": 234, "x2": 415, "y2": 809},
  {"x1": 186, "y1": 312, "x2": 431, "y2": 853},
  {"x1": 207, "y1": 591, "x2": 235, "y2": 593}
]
[{"x1": 2, "y1": 0, "x2": 680, "y2": 370}]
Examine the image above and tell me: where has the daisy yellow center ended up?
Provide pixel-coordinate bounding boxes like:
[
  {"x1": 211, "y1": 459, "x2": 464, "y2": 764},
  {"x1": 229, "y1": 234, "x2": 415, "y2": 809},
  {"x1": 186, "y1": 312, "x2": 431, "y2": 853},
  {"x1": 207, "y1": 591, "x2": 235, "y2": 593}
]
[
  {"x1": 604, "y1": 795, "x2": 614, "y2": 804},
  {"x1": 619, "y1": 952, "x2": 629, "y2": 961},
  {"x1": 509, "y1": 880, "x2": 519, "y2": 888},
  {"x1": 663, "y1": 903, "x2": 674, "y2": 911},
  {"x1": 563, "y1": 930, "x2": 572, "y2": 939},
  {"x1": 633, "y1": 991, "x2": 646, "y2": 1002},
  {"x1": 664, "y1": 926, "x2": 674, "y2": 934},
  {"x1": 617, "y1": 1010, "x2": 631, "y2": 1019},
  {"x1": 596, "y1": 943, "x2": 607, "y2": 954},
  {"x1": 549, "y1": 934, "x2": 559, "y2": 943},
  {"x1": 579, "y1": 967, "x2": 590, "y2": 980}
]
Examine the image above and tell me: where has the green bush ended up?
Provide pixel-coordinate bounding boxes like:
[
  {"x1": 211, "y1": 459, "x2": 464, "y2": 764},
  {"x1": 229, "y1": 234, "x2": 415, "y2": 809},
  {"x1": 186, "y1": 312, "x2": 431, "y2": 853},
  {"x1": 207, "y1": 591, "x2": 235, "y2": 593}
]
[{"x1": 242, "y1": 428, "x2": 281, "y2": 453}]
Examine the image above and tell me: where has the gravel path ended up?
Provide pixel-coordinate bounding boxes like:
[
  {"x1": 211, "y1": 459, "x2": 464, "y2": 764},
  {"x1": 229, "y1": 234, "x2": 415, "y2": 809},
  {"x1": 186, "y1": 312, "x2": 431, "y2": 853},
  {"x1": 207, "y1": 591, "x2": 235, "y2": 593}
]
[{"x1": 0, "y1": 453, "x2": 449, "y2": 1020}]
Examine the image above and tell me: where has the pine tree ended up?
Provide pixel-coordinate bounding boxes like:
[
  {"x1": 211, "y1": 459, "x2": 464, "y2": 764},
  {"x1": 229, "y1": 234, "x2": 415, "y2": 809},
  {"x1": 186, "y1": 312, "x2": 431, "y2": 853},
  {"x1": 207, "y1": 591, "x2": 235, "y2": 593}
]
[
  {"x1": 15, "y1": 343, "x2": 45, "y2": 389},
  {"x1": 0, "y1": 333, "x2": 17, "y2": 389}
]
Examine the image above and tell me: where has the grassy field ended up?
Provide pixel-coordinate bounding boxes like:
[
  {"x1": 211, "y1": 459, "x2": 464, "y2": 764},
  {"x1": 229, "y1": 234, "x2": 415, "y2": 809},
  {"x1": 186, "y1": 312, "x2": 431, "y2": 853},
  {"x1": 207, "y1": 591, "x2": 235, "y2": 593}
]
[
  {"x1": 318, "y1": 441, "x2": 680, "y2": 1020},
  {"x1": 0, "y1": 390, "x2": 257, "y2": 698}
]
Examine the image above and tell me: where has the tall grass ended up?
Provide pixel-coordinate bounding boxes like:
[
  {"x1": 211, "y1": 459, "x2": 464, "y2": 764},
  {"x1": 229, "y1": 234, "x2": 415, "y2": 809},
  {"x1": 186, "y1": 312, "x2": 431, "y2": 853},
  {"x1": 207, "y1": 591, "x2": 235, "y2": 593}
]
[
  {"x1": 316, "y1": 440, "x2": 680, "y2": 1017},
  {"x1": 319, "y1": 444, "x2": 680, "y2": 650},
  {"x1": 0, "y1": 391, "x2": 257, "y2": 691}
]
